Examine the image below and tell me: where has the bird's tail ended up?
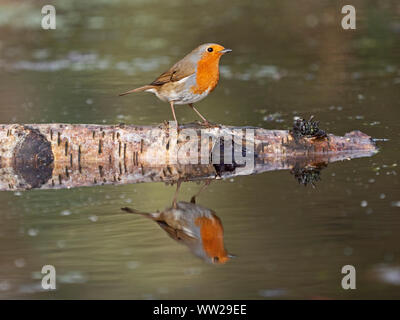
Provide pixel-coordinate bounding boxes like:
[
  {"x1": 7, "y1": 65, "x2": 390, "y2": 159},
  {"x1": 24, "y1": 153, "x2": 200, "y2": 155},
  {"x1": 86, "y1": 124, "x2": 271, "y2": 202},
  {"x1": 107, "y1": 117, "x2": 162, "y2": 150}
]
[
  {"x1": 121, "y1": 207, "x2": 160, "y2": 220},
  {"x1": 118, "y1": 85, "x2": 155, "y2": 96}
]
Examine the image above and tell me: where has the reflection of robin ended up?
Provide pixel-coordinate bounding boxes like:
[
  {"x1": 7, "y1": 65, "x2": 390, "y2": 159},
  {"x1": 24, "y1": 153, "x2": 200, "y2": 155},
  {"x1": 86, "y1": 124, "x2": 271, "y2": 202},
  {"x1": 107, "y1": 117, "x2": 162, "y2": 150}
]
[
  {"x1": 119, "y1": 43, "x2": 232, "y2": 126},
  {"x1": 122, "y1": 181, "x2": 234, "y2": 264}
]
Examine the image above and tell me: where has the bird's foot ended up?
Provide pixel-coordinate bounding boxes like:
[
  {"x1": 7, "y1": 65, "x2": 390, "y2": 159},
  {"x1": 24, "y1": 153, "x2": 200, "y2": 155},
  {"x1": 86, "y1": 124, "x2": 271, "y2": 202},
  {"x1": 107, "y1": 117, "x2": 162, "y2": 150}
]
[
  {"x1": 159, "y1": 120, "x2": 169, "y2": 130},
  {"x1": 161, "y1": 120, "x2": 181, "y2": 131}
]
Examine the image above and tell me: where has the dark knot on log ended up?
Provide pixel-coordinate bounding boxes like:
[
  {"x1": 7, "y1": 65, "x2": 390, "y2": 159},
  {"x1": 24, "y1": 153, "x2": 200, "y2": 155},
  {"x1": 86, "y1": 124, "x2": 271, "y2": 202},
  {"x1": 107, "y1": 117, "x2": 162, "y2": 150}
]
[{"x1": 12, "y1": 127, "x2": 54, "y2": 189}]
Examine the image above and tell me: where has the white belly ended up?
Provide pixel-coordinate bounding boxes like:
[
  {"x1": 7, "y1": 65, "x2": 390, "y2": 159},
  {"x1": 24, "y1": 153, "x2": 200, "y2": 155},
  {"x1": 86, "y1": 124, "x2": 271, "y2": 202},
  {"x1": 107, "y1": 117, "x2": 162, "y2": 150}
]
[
  {"x1": 173, "y1": 89, "x2": 209, "y2": 105},
  {"x1": 146, "y1": 74, "x2": 210, "y2": 105}
]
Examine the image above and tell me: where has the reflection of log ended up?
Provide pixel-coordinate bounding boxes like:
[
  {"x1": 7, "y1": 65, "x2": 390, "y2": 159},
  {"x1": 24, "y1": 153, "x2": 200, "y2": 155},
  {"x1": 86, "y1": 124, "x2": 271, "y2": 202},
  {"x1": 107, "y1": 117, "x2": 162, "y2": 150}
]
[{"x1": 0, "y1": 123, "x2": 377, "y2": 191}]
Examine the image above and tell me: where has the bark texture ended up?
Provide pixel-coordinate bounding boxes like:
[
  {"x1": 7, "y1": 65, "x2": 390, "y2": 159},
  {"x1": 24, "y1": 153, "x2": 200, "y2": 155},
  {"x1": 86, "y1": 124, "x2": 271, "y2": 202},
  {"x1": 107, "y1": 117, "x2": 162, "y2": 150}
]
[{"x1": 0, "y1": 123, "x2": 377, "y2": 191}]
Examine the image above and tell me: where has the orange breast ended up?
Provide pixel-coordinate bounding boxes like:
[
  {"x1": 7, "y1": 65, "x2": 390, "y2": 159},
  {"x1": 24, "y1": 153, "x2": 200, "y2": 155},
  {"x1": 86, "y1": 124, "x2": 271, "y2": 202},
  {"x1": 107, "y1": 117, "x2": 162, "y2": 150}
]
[
  {"x1": 195, "y1": 215, "x2": 228, "y2": 263},
  {"x1": 190, "y1": 55, "x2": 220, "y2": 95}
]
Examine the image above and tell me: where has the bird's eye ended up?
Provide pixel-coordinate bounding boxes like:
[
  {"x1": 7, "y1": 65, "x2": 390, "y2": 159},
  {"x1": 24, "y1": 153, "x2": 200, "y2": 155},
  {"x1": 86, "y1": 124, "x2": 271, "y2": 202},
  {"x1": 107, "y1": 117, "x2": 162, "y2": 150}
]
[{"x1": 207, "y1": 47, "x2": 213, "y2": 52}]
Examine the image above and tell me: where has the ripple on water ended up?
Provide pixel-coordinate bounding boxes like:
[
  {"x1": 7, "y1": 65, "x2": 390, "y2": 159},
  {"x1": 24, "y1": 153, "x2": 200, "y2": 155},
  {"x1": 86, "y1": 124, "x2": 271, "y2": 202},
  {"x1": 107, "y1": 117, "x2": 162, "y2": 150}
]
[{"x1": 1, "y1": 52, "x2": 169, "y2": 75}]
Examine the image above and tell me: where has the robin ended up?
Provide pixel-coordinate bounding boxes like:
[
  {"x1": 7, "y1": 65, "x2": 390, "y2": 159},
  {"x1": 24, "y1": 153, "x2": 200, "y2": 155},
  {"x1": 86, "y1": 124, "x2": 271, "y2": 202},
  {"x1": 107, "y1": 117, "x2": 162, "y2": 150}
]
[
  {"x1": 121, "y1": 181, "x2": 234, "y2": 264},
  {"x1": 119, "y1": 43, "x2": 232, "y2": 127}
]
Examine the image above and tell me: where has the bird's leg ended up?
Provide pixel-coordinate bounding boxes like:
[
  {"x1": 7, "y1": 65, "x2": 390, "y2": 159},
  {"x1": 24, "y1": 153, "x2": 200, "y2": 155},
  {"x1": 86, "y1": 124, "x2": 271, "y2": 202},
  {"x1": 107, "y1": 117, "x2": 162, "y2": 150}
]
[
  {"x1": 170, "y1": 101, "x2": 178, "y2": 129},
  {"x1": 189, "y1": 103, "x2": 209, "y2": 125},
  {"x1": 190, "y1": 180, "x2": 211, "y2": 204},
  {"x1": 172, "y1": 180, "x2": 182, "y2": 209}
]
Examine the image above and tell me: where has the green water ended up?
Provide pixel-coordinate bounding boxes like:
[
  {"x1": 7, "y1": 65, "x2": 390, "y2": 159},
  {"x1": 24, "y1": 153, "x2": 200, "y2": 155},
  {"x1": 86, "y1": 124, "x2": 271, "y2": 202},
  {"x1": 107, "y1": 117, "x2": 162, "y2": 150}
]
[{"x1": 0, "y1": 0, "x2": 399, "y2": 299}]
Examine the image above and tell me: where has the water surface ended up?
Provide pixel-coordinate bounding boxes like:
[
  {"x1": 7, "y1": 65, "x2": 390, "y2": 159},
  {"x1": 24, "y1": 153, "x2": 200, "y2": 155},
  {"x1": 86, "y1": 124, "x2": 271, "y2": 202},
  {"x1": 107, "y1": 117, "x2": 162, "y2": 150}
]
[{"x1": 0, "y1": 0, "x2": 399, "y2": 299}]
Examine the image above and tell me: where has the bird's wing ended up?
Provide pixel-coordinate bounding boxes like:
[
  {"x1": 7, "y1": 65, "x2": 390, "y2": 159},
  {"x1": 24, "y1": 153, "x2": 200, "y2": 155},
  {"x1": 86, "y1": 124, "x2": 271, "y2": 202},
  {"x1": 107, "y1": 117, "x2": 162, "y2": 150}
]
[
  {"x1": 150, "y1": 59, "x2": 196, "y2": 86},
  {"x1": 157, "y1": 221, "x2": 197, "y2": 243}
]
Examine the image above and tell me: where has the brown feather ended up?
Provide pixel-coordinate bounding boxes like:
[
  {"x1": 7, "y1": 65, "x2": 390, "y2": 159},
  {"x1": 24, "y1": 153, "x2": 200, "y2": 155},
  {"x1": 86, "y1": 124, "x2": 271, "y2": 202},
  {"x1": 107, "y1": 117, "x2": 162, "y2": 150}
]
[
  {"x1": 157, "y1": 221, "x2": 197, "y2": 243},
  {"x1": 118, "y1": 85, "x2": 155, "y2": 96},
  {"x1": 150, "y1": 57, "x2": 196, "y2": 86},
  {"x1": 119, "y1": 46, "x2": 200, "y2": 97}
]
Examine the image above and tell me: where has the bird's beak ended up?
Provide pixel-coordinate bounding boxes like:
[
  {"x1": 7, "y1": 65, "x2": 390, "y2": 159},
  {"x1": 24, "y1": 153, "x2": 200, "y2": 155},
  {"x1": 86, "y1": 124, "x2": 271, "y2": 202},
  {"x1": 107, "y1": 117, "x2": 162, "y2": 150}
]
[{"x1": 219, "y1": 48, "x2": 232, "y2": 54}]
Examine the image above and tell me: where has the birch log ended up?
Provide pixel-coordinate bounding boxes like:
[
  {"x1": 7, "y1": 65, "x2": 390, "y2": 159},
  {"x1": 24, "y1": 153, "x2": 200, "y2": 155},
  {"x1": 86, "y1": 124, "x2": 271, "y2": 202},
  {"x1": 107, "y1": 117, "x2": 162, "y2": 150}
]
[{"x1": 0, "y1": 123, "x2": 377, "y2": 191}]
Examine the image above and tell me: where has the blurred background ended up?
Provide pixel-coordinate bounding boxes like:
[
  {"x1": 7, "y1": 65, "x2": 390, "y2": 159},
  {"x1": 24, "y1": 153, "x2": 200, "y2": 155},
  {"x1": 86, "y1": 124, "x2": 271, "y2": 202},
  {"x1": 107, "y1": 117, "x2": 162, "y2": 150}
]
[{"x1": 0, "y1": 0, "x2": 399, "y2": 299}]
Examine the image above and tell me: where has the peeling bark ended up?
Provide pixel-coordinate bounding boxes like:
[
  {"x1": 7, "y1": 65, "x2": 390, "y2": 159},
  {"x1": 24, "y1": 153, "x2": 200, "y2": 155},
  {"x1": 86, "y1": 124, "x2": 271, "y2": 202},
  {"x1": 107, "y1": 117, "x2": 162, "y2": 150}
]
[{"x1": 0, "y1": 123, "x2": 377, "y2": 191}]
